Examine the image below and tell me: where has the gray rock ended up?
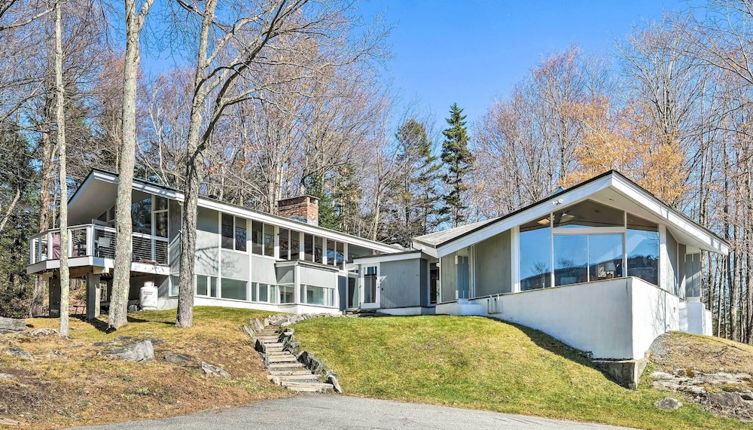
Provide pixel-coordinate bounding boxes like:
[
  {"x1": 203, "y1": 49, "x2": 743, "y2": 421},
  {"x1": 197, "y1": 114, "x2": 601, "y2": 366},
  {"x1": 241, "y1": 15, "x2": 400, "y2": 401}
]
[
  {"x1": 200, "y1": 361, "x2": 230, "y2": 378},
  {"x1": 5, "y1": 345, "x2": 33, "y2": 360},
  {"x1": 102, "y1": 339, "x2": 154, "y2": 362},
  {"x1": 706, "y1": 392, "x2": 746, "y2": 408},
  {"x1": 650, "y1": 371, "x2": 676, "y2": 381},
  {"x1": 655, "y1": 397, "x2": 683, "y2": 410},
  {"x1": 741, "y1": 392, "x2": 753, "y2": 401},
  {"x1": 0, "y1": 317, "x2": 26, "y2": 334},
  {"x1": 325, "y1": 370, "x2": 343, "y2": 393},
  {"x1": 30, "y1": 328, "x2": 58, "y2": 337},
  {"x1": 0, "y1": 373, "x2": 15, "y2": 379},
  {"x1": 164, "y1": 352, "x2": 194, "y2": 367}
]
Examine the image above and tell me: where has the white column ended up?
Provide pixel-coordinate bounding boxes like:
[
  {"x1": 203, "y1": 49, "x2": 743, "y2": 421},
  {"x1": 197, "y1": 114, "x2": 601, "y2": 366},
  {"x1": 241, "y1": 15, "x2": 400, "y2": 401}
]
[
  {"x1": 322, "y1": 238, "x2": 328, "y2": 265},
  {"x1": 511, "y1": 226, "x2": 520, "y2": 293},
  {"x1": 658, "y1": 224, "x2": 667, "y2": 292},
  {"x1": 298, "y1": 231, "x2": 304, "y2": 260},
  {"x1": 274, "y1": 225, "x2": 279, "y2": 259},
  {"x1": 294, "y1": 264, "x2": 301, "y2": 304}
]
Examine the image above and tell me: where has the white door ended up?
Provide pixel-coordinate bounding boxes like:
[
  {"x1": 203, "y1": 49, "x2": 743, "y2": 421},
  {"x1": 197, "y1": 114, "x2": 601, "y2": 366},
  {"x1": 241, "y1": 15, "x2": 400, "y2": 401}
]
[{"x1": 361, "y1": 265, "x2": 380, "y2": 309}]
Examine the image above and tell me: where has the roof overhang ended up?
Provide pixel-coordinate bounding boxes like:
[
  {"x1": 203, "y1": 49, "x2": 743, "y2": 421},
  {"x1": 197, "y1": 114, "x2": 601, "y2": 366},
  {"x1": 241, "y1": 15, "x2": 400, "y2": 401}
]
[
  {"x1": 433, "y1": 172, "x2": 729, "y2": 258},
  {"x1": 72, "y1": 169, "x2": 401, "y2": 255},
  {"x1": 353, "y1": 251, "x2": 428, "y2": 265}
]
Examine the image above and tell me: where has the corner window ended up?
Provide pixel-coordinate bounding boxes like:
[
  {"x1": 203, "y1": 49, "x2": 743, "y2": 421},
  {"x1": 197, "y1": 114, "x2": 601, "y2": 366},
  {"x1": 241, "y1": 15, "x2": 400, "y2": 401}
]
[
  {"x1": 279, "y1": 285, "x2": 294, "y2": 303},
  {"x1": 520, "y1": 218, "x2": 551, "y2": 290},
  {"x1": 626, "y1": 214, "x2": 659, "y2": 285}
]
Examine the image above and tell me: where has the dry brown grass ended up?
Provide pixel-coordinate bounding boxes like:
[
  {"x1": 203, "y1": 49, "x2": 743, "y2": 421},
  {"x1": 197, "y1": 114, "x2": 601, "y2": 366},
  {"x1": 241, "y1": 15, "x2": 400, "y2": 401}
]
[
  {"x1": 0, "y1": 307, "x2": 291, "y2": 429},
  {"x1": 649, "y1": 331, "x2": 753, "y2": 374}
]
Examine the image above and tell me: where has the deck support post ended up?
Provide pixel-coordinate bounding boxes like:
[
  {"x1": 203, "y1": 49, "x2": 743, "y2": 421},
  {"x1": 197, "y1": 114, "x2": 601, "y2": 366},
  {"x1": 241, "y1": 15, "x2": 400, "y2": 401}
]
[{"x1": 86, "y1": 272, "x2": 101, "y2": 321}]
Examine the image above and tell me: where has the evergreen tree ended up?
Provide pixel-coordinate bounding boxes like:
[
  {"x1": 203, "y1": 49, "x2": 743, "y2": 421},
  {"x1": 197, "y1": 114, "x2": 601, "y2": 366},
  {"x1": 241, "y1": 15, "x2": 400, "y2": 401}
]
[
  {"x1": 440, "y1": 103, "x2": 474, "y2": 227},
  {"x1": 387, "y1": 118, "x2": 442, "y2": 245},
  {"x1": 332, "y1": 163, "x2": 364, "y2": 235}
]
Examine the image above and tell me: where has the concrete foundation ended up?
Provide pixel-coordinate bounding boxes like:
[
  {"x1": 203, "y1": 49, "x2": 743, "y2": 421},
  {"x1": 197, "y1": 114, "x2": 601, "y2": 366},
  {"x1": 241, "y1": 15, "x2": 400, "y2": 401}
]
[{"x1": 593, "y1": 358, "x2": 648, "y2": 389}]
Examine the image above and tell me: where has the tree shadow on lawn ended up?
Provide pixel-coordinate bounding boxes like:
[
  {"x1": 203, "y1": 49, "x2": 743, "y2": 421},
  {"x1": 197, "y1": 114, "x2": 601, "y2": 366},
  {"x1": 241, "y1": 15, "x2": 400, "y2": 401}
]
[{"x1": 75, "y1": 313, "x2": 173, "y2": 333}]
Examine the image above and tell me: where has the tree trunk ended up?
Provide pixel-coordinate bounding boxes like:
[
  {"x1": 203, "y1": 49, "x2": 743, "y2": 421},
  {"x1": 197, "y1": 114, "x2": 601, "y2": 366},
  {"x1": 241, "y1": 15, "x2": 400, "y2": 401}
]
[
  {"x1": 53, "y1": 0, "x2": 69, "y2": 337},
  {"x1": 110, "y1": 0, "x2": 152, "y2": 329}
]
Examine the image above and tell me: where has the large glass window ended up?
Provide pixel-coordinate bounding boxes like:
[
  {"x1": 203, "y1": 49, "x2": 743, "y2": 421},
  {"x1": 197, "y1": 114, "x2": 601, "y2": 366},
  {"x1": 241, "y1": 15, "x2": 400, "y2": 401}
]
[
  {"x1": 279, "y1": 285, "x2": 294, "y2": 303},
  {"x1": 626, "y1": 214, "x2": 659, "y2": 285},
  {"x1": 336, "y1": 242, "x2": 344, "y2": 266},
  {"x1": 304, "y1": 234, "x2": 314, "y2": 262},
  {"x1": 314, "y1": 236, "x2": 323, "y2": 264},
  {"x1": 290, "y1": 231, "x2": 300, "y2": 260},
  {"x1": 257, "y1": 283, "x2": 268, "y2": 302},
  {"x1": 221, "y1": 214, "x2": 234, "y2": 249},
  {"x1": 554, "y1": 235, "x2": 588, "y2": 286},
  {"x1": 301, "y1": 285, "x2": 334, "y2": 306},
  {"x1": 520, "y1": 218, "x2": 552, "y2": 290},
  {"x1": 263, "y1": 224, "x2": 274, "y2": 256},
  {"x1": 235, "y1": 218, "x2": 247, "y2": 252},
  {"x1": 279, "y1": 228, "x2": 290, "y2": 260},
  {"x1": 252, "y1": 221, "x2": 263, "y2": 255},
  {"x1": 326, "y1": 240, "x2": 335, "y2": 265},
  {"x1": 221, "y1": 278, "x2": 247, "y2": 300},
  {"x1": 196, "y1": 275, "x2": 217, "y2": 297},
  {"x1": 589, "y1": 234, "x2": 624, "y2": 281},
  {"x1": 553, "y1": 200, "x2": 624, "y2": 228},
  {"x1": 132, "y1": 193, "x2": 152, "y2": 234}
]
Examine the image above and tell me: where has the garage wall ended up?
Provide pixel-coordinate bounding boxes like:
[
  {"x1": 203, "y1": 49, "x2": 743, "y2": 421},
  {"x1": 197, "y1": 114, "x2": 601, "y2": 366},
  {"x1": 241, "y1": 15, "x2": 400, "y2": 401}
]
[{"x1": 380, "y1": 259, "x2": 421, "y2": 308}]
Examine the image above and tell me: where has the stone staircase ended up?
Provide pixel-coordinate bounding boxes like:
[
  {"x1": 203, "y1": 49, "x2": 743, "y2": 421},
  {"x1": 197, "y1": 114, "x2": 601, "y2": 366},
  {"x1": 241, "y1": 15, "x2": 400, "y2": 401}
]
[{"x1": 256, "y1": 325, "x2": 336, "y2": 393}]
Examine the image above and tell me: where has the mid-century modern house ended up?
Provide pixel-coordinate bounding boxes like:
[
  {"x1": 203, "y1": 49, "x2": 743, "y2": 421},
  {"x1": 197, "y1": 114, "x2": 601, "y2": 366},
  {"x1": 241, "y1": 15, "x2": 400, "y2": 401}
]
[{"x1": 27, "y1": 168, "x2": 727, "y2": 361}]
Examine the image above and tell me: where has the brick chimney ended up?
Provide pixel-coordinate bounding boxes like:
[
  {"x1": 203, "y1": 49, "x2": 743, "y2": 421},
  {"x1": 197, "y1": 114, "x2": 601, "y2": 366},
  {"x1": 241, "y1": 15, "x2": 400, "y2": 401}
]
[{"x1": 277, "y1": 195, "x2": 319, "y2": 225}]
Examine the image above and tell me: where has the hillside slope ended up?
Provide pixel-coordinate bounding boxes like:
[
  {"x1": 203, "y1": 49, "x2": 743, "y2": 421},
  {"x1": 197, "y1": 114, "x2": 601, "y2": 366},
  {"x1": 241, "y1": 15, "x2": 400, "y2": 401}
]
[
  {"x1": 0, "y1": 307, "x2": 289, "y2": 429},
  {"x1": 293, "y1": 315, "x2": 748, "y2": 430}
]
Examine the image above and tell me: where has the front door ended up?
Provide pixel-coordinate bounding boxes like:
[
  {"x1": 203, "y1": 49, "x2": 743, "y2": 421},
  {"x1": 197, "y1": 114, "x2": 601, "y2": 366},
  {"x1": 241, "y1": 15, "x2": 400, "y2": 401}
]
[
  {"x1": 361, "y1": 265, "x2": 379, "y2": 309},
  {"x1": 457, "y1": 256, "x2": 469, "y2": 299},
  {"x1": 429, "y1": 262, "x2": 439, "y2": 304},
  {"x1": 347, "y1": 275, "x2": 359, "y2": 309}
]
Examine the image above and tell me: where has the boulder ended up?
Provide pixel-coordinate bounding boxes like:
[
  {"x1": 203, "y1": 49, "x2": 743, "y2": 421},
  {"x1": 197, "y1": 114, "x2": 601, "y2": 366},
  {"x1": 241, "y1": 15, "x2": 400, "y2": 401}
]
[
  {"x1": 0, "y1": 317, "x2": 26, "y2": 334},
  {"x1": 705, "y1": 392, "x2": 746, "y2": 409},
  {"x1": 163, "y1": 352, "x2": 194, "y2": 367},
  {"x1": 0, "y1": 373, "x2": 15, "y2": 379},
  {"x1": 30, "y1": 328, "x2": 58, "y2": 337},
  {"x1": 200, "y1": 361, "x2": 230, "y2": 378},
  {"x1": 325, "y1": 370, "x2": 343, "y2": 393},
  {"x1": 650, "y1": 371, "x2": 675, "y2": 381},
  {"x1": 102, "y1": 339, "x2": 154, "y2": 362},
  {"x1": 741, "y1": 393, "x2": 753, "y2": 401},
  {"x1": 5, "y1": 345, "x2": 33, "y2": 360},
  {"x1": 655, "y1": 397, "x2": 683, "y2": 410}
]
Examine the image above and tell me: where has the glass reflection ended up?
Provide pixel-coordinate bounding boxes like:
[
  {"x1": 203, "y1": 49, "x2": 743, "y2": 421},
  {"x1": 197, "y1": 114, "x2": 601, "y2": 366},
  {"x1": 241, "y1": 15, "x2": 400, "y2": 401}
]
[{"x1": 554, "y1": 235, "x2": 588, "y2": 285}]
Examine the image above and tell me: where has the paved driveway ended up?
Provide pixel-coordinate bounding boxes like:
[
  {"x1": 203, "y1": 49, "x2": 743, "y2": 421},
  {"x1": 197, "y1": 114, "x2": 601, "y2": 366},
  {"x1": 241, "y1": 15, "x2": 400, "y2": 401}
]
[{"x1": 72, "y1": 394, "x2": 633, "y2": 430}]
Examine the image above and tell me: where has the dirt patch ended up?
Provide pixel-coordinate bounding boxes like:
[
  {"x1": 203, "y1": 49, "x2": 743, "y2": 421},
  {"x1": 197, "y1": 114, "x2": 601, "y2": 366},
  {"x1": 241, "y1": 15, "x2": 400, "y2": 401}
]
[{"x1": 649, "y1": 332, "x2": 753, "y2": 374}]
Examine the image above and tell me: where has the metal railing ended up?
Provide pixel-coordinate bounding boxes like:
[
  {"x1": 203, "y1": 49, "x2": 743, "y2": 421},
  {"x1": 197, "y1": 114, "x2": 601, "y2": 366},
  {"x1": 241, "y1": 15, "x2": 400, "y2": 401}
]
[{"x1": 29, "y1": 224, "x2": 169, "y2": 266}]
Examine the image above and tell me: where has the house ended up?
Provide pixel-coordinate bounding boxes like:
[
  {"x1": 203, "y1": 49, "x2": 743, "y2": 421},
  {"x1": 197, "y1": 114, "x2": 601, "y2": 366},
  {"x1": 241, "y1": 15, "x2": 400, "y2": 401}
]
[
  {"x1": 348, "y1": 170, "x2": 728, "y2": 361},
  {"x1": 27, "y1": 169, "x2": 726, "y2": 362},
  {"x1": 27, "y1": 169, "x2": 401, "y2": 318}
]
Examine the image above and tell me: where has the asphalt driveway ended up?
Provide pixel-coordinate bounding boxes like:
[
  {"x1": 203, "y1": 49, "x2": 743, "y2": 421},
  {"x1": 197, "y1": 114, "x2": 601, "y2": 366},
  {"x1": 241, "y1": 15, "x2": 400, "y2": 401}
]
[{"x1": 71, "y1": 394, "x2": 633, "y2": 430}]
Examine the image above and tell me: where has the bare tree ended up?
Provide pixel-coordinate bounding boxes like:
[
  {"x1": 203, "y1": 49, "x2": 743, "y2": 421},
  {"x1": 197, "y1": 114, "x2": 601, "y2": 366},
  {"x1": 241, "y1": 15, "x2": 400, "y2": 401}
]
[{"x1": 109, "y1": 0, "x2": 153, "y2": 330}]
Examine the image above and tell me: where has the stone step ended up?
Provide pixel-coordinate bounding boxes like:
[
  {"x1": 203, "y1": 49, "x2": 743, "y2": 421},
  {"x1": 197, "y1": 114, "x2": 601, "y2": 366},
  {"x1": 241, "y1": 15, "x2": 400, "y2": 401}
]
[
  {"x1": 267, "y1": 362, "x2": 305, "y2": 369},
  {"x1": 268, "y1": 369, "x2": 313, "y2": 376},
  {"x1": 262, "y1": 340, "x2": 284, "y2": 345},
  {"x1": 258, "y1": 337, "x2": 281, "y2": 342},
  {"x1": 267, "y1": 356, "x2": 299, "y2": 363},
  {"x1": 280, "y1": 381, "x2": 334, "y2": 392},
  {"x1": 277, "y1": 374, "x2": 321, "y2": 381}
]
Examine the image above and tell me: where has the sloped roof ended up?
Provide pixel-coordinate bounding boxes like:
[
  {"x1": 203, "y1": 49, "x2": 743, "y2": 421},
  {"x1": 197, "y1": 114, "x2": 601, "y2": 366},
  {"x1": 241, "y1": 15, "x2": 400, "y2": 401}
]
[{"x1": 413, "y1": 218, "x2": 498, "y2": 246}]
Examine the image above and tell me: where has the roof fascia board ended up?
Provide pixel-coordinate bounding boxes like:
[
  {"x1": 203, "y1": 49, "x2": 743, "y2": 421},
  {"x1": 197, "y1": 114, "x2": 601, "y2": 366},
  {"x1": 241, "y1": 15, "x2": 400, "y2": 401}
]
[
  {"x1": 411, "y1": 241, "x2": 438, "y2": 258},
  {"x1": 353, "y1": 252, "x2": 424, "y2": 264},
  {"x1": 436, "y1": 175, "x2": 613, "y2": 257},
  {"x1": 611, "y1": 176, "x2": 729, "y2": 255},
  {"x1": 85, "y1": 170, "x2": 398, "y2": 254}
]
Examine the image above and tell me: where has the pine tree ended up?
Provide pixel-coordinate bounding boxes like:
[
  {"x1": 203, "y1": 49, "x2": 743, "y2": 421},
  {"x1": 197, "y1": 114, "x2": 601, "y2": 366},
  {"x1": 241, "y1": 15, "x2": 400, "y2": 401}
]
[{"x1": 440, "y1": 103, "x2": 474, "y2": 227}]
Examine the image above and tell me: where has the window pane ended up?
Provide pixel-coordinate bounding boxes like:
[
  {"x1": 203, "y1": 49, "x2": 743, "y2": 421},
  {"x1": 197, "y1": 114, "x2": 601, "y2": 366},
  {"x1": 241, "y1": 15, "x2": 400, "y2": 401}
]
[
  {"x1": 210, "y1": 277, "x2": 218, "y2": 297},
  {"x1": 290, "y1": 231, "x2": 300, "y2": 260},
  {"x1": 279, "y1": 285, "x2": 294, "y2": 303},
  {"x1": 252, "y1": 221, "x2": 263, "y2": 255},
  {"x1": 269, "y1": 285, "x2": 278, "y2": 304},
  {"x1": 196, "y1": 275, "x2": 208, "y2": 296},
  {"x1": 235, "y1": 218, "x2": 247, "y2": 252},
  {"x1": 554, "y1": 235, "x2": 588, "y2": 286},
  {"x1": 258, "y1": 283, "x2": 268, "y2": 302},
  {"x1": 131, "y1": 194, "x2": 152, "y2": 234},
  {"x1": 314, "y1": 236, "x2": 323, "y2": 264},
  {"x1": 221, "y1": 278, "x2": 247, "y2": 300},
  {"x1": 305, "y1": 285, "x2": 328, "y2": 305},
  {"x1": 553, "y1": 200, "x2": 624, "y2": 229},
  {"x1": 364, "y1": 267, "x2": 377, "y2": 303},
  {"x1": 519, "y1": 219, "x2": 551, "y2": 290},
  {"x1": 304, "y1": 234, "x2": 314, "y2": 262},
  {"x1": 627, "y1": 229, "x2": 659, "y2": 285},
  {"x1": 589, "y1": 234, "x2": 624, "y2": 281},
  {"x1": 155, "y1": 211, "x2": 168, "y2": 238},
  {"x1": 336, "y1": 242, "x2": 344, "y2": 266},
  {"x1": 155, "y1": 196, "x2": 168, "y2": 211},
  {"x1": 221, "y1": 214, "x2": 234, "y2": 249},
  {"x1": 326, "y1": 240, "x2": 335, "y2": 265},
  {"x1": 279, "y1": 228, "x2": 289, "y2": 260},
  {"x1": 170, "y1": 275, "x2": 179, "y2": 296},
  {"x1": 263, "y1": 224, "x2": 274, "y2": 256}
]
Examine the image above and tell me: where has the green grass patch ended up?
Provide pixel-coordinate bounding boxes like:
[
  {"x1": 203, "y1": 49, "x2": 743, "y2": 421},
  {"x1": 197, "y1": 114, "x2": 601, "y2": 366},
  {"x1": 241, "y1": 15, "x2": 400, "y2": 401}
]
[{"x1": 294, "y1": 315, "x2": 749, "y2": 430}]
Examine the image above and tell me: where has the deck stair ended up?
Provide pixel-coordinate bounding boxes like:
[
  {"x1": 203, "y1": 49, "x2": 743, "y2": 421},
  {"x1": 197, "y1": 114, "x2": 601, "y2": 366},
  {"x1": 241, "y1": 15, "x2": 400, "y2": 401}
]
[{"x1": 255, "y1": 325, "x2": 335, "y2": 393}]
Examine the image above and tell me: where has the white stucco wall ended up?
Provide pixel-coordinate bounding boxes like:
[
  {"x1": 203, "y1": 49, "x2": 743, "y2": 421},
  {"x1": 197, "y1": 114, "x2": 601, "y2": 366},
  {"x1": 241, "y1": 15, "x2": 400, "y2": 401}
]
[{"x1": 630, "y1": 277, "x2": 680, "y2": 359}]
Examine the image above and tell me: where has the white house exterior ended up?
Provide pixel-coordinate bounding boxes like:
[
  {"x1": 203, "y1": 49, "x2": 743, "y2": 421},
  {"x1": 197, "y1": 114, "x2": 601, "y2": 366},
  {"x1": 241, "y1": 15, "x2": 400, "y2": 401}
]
[
  {"x1": 351, "y1": 171, "x2": 727, "y2": 360},
  {"x1": 28, "y1": 169, "x2": 726, "y2": 361}
]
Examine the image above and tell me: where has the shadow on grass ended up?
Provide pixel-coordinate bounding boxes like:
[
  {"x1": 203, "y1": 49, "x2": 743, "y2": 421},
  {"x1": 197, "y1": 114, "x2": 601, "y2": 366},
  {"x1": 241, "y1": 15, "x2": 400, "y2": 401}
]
[{"x1": 74, "y1": 313, "x2": 174, "y2": 333}]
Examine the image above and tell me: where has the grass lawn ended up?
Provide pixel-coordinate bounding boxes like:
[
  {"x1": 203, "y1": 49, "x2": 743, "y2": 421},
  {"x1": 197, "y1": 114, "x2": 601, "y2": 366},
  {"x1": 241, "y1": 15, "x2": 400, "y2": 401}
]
[
  {"x1": 293, "y1": 315, "x2": 750, "y2": 430},
  {"x1": 0, "y1": 307, "x2": 290, "y2": 429}
]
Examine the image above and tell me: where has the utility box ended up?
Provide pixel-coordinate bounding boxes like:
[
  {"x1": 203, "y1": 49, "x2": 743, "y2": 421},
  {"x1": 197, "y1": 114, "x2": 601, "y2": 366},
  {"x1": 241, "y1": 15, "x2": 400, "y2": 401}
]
[{"x1": 140, "y1": 281, "x2": 158, "y2": 310}]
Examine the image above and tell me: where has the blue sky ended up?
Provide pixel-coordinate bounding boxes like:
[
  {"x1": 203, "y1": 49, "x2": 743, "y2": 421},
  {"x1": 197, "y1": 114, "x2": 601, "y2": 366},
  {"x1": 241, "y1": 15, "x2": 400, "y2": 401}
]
[{"x1": 354, "y1": 0, "x2": 688, "y2": 128}]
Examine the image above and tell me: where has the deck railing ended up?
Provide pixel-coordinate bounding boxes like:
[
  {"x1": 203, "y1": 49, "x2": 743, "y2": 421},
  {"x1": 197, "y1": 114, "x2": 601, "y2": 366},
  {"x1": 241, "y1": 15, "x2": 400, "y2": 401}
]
[{"x1": 29, "y1": 224, "x2": 169, "y2": 266}]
